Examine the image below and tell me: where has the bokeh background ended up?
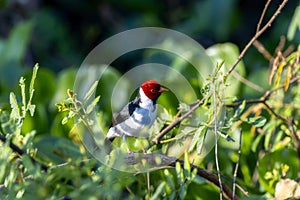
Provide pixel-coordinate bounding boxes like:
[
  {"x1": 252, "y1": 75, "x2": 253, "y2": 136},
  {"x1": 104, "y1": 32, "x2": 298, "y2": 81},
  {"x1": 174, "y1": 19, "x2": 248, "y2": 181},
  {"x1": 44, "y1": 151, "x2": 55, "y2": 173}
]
[
  {"x1": 0, "y1": 0, "x2": 298, "y2": 72},
  {"x1": 0, "y1": 1, "x2": 300, "y2": 199},
  {"x1": 0, "y1": 0, "x2": 299, "y2": 137}
]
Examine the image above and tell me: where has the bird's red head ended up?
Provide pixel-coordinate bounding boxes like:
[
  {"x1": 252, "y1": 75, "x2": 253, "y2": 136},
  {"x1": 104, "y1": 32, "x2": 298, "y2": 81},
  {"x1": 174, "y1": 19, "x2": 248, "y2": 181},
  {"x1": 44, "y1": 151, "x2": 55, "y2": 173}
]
[{"x1": 141, "y1": 80, "x2": 168, "y2": 100}]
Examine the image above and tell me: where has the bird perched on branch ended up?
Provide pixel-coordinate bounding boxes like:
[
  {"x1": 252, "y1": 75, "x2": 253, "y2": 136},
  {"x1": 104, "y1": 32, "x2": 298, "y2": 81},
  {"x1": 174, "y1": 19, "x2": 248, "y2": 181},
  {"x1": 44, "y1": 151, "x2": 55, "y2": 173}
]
[{"x1": 105, "y1": 80, "x2": 168, "y2": 153}]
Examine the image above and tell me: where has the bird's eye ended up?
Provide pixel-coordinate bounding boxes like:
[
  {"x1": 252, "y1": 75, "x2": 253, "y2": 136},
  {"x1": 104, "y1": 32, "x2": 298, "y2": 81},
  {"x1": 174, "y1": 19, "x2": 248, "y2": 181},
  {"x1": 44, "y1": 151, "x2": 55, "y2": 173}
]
[{"x1": 151, "y1": 89, "x2": 158, "y2": 93}]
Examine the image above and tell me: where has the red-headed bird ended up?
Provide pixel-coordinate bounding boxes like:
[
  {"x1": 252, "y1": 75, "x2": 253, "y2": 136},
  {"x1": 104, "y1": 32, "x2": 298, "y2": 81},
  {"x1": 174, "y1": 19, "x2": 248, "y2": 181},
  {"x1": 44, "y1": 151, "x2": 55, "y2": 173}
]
[{"x1": 105, "y1": 80, "x2": 167, "y2": 152}]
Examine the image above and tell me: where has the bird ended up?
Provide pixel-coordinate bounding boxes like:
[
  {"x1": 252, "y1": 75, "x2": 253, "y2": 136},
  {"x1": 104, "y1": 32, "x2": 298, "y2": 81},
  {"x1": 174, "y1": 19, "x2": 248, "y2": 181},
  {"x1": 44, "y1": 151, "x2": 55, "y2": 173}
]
[{"x1": 104, "y1": 80, "x2": 168, "y2": 153}]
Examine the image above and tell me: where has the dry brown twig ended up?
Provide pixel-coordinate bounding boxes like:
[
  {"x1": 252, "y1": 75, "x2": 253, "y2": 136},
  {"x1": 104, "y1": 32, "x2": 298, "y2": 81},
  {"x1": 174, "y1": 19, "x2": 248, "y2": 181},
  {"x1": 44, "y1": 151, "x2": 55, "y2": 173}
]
[
  {"x1": 152, "y1": 97, "x2": 207, "y2": 144},
  {"x1": 225, "y1": 0, "x2": 289, "y2": 78}
]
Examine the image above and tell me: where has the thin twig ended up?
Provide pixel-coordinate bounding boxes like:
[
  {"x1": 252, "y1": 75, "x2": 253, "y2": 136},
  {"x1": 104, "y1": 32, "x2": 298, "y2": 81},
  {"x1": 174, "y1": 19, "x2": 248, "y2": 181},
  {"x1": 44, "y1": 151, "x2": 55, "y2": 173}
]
[
  {"x1": 275, "y1": 36, "x2": 286, "y2": 54},
  {"x1": 233, "y1": 129, "x2": 242, "y2": 199},
  {"x1": 152, "y1": 97, "x2": 206, "y2": 144},
  {"x1": 213, "y1": 82, "x2": 223, "y2": 199},
  {"x1": 253, "y1": 40, "x2": 273, "y2": 61},
  {"x1": 147, "y1": 171, "x2": 151, "y2": 198},
  {"x1": 225, "y1": 0, "x2": 289, "y2": 78},
  {"x1": 256, "y1": 0, "x2": 272, "y2": 33},
  {"x1": 226, "y1": 76, "x2": 300, "y2": 108},
  {"x1": 232, "y1": 70, "x2": 265, "y2": 93}
]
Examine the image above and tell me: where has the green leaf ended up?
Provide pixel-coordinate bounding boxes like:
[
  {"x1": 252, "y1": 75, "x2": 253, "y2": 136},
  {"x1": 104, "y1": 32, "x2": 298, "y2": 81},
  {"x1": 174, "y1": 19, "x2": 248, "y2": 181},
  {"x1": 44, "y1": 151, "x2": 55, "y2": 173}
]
[
  {"x1": 164, "y1": 169, "x2": 175, "y2": 191},
  {"x1": 19, "y1": 76, "x2": 26, "y2": 117},
  {"x1": 84, "y1": 81, "x2": 99, "y2": 102},
  {"x1": 217, "y1": 130, "x2": 235, "y2": 142},
  {"x1": 28, "y1": 63, "x2": 39, "y2": 103},
  {"x1": 179, "y1": 185, "x2": 187, "y2": 199},
  {"x1": 27, "y1": 104, "x2": 36, "y2": 117},
  {"x1": 0, "y1": 21, "x2": 33, "y2": 63},
  {"x1": 241, "y1": 116, "x2": 267, "y2": 127},
  {"x1": 62, "y1": 116, "x2": 69, "y2": 125},
  {"x1": 9, "y1": 92, "x2": 20, "y2": 119},
  {"x1": 22, "y1": 154, "x2": 35, "y2": 173},
  {"x1": 233, "y1": 100, "x2": 246, "y2": 119},
  {"x1": 264, "y1": 131, "x2": 272, "y2": 150},
  {"x1": 34, "y1": 136, "x2": 82, "y2": 164},
  {"x1": 86, "y1": 95, "x2": 101, "y2": 114},
  {"x1": 258, "y1": 148, "x2": 298, "y2": 194},
  {"x1": 206, "y1": 43, "x2": 246, "y2": 97},
  {"x1": 175, "y1": 127, "x2": 197, "y2": 140},
  {"x1": 287, "y1": 6, "x2": 300, "y2": 40},
  {"x1": 150, "y1": 182, "x2": 165, "y2": 200},
  {"x1": 176, "y1": 162, "x2": 183, "y2": 185},
  {"x1": 189, "y1": 126, "x2": 207, "y2": 153},
  {"x1": 184, "y1": 151, "x2": 191, "y2": 174},
  {"x1": 251, "y1": 133, "x2": 264, "y2": 152}
]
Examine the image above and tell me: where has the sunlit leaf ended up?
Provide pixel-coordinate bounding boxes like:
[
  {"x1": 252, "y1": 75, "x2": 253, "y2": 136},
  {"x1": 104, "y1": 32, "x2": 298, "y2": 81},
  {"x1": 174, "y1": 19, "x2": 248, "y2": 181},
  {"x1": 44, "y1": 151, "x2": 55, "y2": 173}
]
[
  {"x1": 217, "y1": 130, "x2": 235, "y2": 142},
  {"x1": 189, "y1": 126, "x2": 207, "y2": 153},
  {"x1": 29, "y1": 63, "x2": 39, "y2": 103},
  {"x1": 27, "y1": 104, "x2": 36, "y2": 117},
  {"x1": 274, "y1": 61, "x2": 285, "y2": 87},
  {"x1": 86, "y1": 95, "x2": 100, "y2": 114},
  {"x1": 242, "y1": 116, "x2": 267, "y2": 127},
  {"x1": 287, "y1": 6, "x2": 300, "y2": 41},
  {"x1": 9, "y1": 92, "x2": 20, "y2": 120},
  {"x1": 84, "y1": 81, "x2": 99, "y2": 103},
  {"x1": 284, "y1": 64, "x2": 292, "y2": 91},
  {"x1": 184, "y1": 151, "x2": 190, "y2": 174},
  {"x1": 251, "y1": 133, "x2": 264, "y2": 152},
  {"x1": 150, "y1": 182, "x2": 165, "y2": 200}
]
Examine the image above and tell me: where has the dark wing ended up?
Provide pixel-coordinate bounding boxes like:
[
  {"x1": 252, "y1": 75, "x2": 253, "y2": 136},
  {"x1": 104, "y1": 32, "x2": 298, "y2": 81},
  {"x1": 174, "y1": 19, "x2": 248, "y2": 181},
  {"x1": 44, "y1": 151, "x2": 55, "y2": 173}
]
[{"x1": 112, "y1": 95, "x2": 140, "y2": 126}]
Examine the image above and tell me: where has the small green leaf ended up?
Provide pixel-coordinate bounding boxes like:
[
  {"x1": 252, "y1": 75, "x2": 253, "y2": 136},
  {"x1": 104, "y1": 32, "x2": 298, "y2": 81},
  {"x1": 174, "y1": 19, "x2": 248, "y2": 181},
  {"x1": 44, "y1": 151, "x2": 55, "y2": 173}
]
[
  {"x1": 241, "y1": 116, "x2": 267, "y2": 127},
  {"x1": 150, "y1": 182, "x2": 165, "y2": 200},
  {"x1": 233, "y1": 100, "x2": 246, "y2": 119},
  {"x1": 86, "y1": 95, "x2": 100, "y2": 114},
  {"x1": 287, "y1": 6, "x2": 300, "y2": 40},
  {"x1": 28, "y1": 63, "x2": 39, "y2": 103},
  {"x1": 27, "y1": 104, "x2": 36, "y2": 117},
  {"x1": 9, "y1": 92, "x2": 20, "y2": 119},
  {"x1": 176, "y1": 162, "x2": 183, "y2": 185},
  {"x1": 22, "y1": 154, "x2": 35, "y2": 173},
  {"x1": 179, "y1": 185, "x2": 187, "y2": 199},
  {"x1": 62, "y1": 116, "x2": 69, "y2": 125},
  {"x1": 217, "y1": 130, "x2": 235, "y2": 142},
  {"x1": 184, "y1": 151, "x2": 190, "y2": 174},
  {"x1": 84, "y1": 81, "x2": 99, "y2": 102},
  {"x1": 189, "y1": 126, "x2": 207, "y2": 152},
  {"x1": 264, "y1": 131, "x2": 272, "y2": 150},
  {"x1": 251, "y1": 133, "x2": 264, "y2": 152},
  {"x1": 164, "y1": 169, "x2": 175, "y2": 191}
]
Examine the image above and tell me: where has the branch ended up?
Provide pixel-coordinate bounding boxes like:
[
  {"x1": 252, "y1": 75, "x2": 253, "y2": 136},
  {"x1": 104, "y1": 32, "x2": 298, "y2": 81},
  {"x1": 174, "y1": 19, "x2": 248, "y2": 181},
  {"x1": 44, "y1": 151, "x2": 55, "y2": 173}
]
[
  {"x1": 0, "y1": 133, "x2": 48, "y2": 171},
  {"x1": 213, "y1": 84, "x2": 223, "y2": 199},
  {"x1": 226, "y1": 76, "x2": 300, "y2": 108},
  {"x1": 225, "y1": 0, "x2": 289, "y2": 78},
  {"x1": 256, "y1": 0, "x2": 272, "y2": 33},
  {"x1": 152, "y1": 97, "x2": 207, "y2": 144},
  {"x1": 232, "y1": 129, "x2": 242, "y2": 199},
  {"x1": 125, "y1": 153, "x2": 240, "y2": 200}
]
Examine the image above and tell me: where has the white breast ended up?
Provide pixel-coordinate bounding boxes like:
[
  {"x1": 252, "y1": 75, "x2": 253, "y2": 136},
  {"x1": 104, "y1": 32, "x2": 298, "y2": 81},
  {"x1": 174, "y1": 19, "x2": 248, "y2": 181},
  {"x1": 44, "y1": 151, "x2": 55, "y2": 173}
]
[{"x1": 115, "y1": 88, "x2": 157, "y2": 138}]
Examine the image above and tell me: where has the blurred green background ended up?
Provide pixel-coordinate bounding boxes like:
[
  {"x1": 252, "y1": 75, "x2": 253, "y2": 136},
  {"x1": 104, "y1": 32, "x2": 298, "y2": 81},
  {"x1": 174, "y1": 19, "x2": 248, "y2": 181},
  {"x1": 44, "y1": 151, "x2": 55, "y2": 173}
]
[
  {"x1": 0, "y1": 0, "x2": 298, "y2": 72},
  {"x1": 0, "y1": 1, "x2": 299, "y2": 199},
  {"x1": 0, "y1": 0, "x2": 299, "y2": 136}
]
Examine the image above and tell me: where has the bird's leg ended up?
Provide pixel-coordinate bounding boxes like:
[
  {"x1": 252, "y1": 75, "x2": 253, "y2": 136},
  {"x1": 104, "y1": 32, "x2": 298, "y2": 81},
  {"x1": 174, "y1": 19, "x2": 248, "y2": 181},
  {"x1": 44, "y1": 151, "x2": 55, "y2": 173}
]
[{"x1": 122, "y1": 134, "x2": 132, "y2": 154}]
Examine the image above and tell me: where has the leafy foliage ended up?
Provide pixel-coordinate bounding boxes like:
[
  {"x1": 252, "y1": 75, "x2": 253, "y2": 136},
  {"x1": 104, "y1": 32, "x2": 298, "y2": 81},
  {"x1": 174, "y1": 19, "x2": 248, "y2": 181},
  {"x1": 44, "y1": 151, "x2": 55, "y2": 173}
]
[{"x1": 0, "y1": 1, "x2": 299, "y2": 200}]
